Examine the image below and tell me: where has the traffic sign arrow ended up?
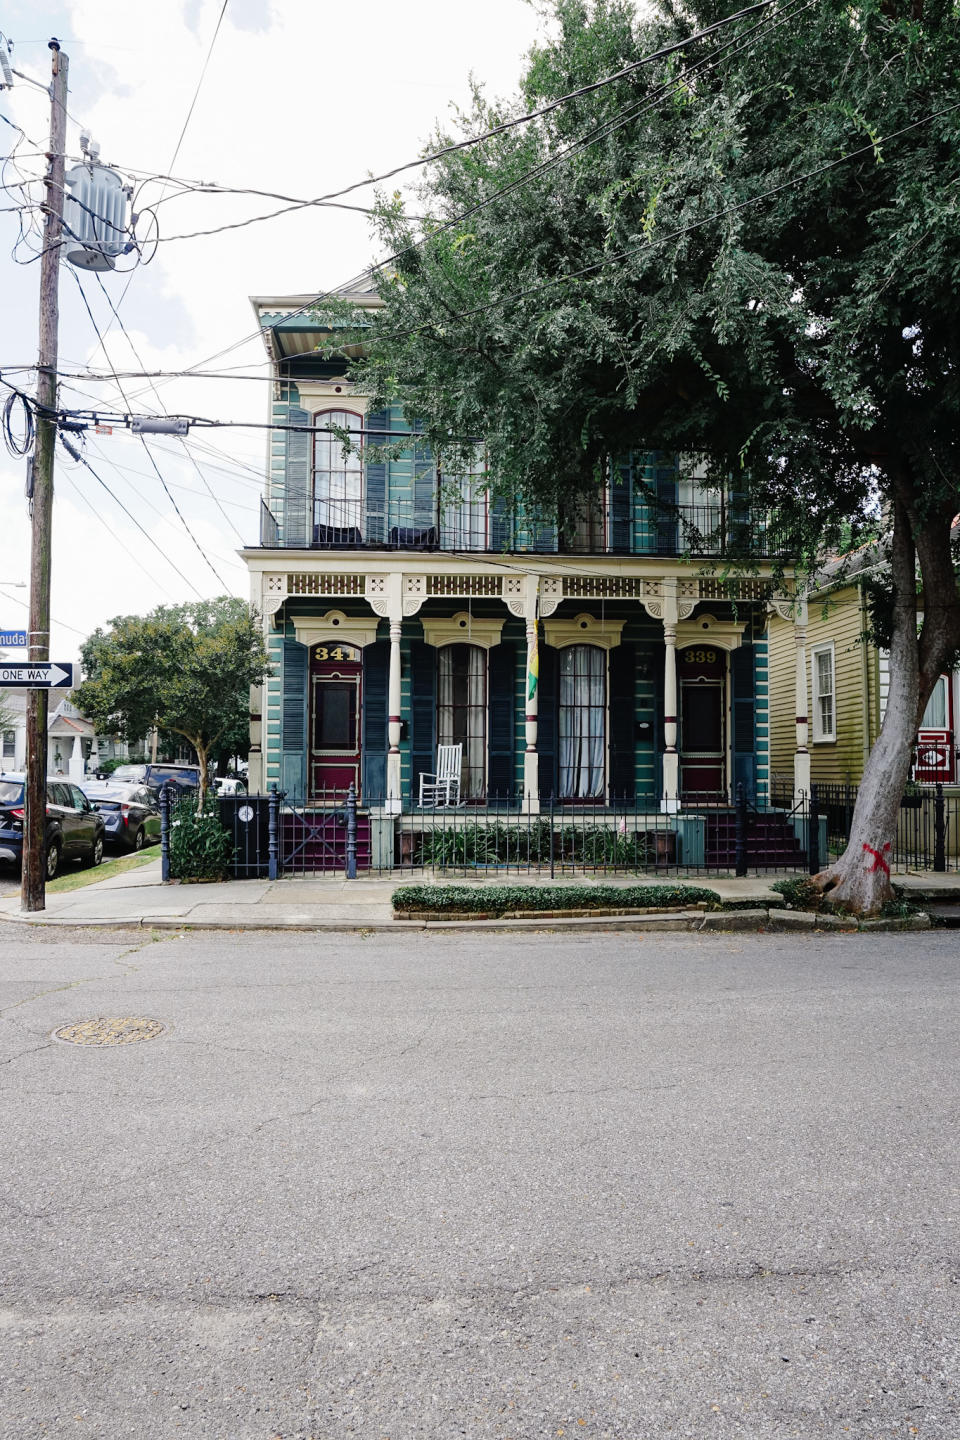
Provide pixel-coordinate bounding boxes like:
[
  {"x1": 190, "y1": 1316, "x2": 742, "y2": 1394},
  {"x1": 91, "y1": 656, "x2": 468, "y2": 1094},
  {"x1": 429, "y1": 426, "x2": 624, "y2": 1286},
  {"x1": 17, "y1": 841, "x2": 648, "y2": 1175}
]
[{"x1": 0, "y1": 661, "x2": 74, "y2": 689}]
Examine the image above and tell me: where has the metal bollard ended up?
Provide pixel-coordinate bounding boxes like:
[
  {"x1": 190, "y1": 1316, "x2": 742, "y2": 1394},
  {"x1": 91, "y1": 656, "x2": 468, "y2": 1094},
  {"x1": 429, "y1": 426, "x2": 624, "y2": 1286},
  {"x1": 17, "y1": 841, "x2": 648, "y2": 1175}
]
[
  {"x1": 345, "y1": 782, "x2": 357, "y2": 880},
  {"x1": 808, "y1": 784, "x2": 821, "y2": 875},
  {"x1": 734, "y1": 781, "x2": 748, "y2": 877},
  {"x1": 159, "y1": 783, "x2": 171, "y2": 883},
  {"x1": 268, "y1": 784, "x2": 279, "y2": 881},
  {"x1": 934, "y1": 782, "x2": 946, "y2": 873}
]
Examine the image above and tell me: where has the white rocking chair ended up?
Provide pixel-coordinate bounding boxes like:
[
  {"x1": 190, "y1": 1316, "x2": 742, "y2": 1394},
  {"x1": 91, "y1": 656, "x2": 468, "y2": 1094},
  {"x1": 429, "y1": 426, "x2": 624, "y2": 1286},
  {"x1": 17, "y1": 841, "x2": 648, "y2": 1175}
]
[{"x1": 418, "y1": 744, "x2": 463, "y2": 808}]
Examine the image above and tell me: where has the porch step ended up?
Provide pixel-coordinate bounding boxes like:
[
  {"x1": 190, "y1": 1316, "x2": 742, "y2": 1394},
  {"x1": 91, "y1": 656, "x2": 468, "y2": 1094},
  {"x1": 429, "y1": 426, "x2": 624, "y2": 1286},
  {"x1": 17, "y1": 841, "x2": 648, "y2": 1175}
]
[
  {"x1": 705, "y1": 810, "x2": 806, "y2": 868},
  {"x1": 281, "y1": 810, "x2": 372, "y2": 872}
]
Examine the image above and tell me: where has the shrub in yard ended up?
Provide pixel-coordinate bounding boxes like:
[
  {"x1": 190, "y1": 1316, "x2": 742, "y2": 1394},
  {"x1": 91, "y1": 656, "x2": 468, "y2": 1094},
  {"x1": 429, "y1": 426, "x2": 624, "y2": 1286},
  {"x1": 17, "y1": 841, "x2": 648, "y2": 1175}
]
[
  {"x1": 392, "y1": 882, "x2": 719, "y2": 915},
  {"x1": 412, "y1": 820, "x2": 653, "y2": 868},
  {"x1": 770, "y1": 877, "x2": 823, "y2": 910},
  {"x1": 168, "y1": 794, "x2": 234, "y2": 881}
]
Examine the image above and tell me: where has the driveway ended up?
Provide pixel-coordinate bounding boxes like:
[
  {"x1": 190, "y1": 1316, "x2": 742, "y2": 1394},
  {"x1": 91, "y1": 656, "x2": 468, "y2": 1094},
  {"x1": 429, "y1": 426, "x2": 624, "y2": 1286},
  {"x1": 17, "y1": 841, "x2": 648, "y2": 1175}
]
[{"x1": 0, "y1": 926, "x2": 957, "y2": 1437}]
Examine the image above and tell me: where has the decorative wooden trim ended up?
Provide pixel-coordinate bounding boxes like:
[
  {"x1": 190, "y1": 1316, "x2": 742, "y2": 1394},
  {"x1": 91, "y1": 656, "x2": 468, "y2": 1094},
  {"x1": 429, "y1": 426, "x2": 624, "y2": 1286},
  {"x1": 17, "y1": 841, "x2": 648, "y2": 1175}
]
[
  {"x1": 291, "y1": 609, "x2": 381, "y2": 651},
  {"x1": 420, "y1": 611, "x2": 505, "y2": 651},
  {"x1": 541, "y1": 612, "x2": 626, "y2": 652},
  {"x1": 675, "y1": 612, "x2": 746, "y2": 653}
]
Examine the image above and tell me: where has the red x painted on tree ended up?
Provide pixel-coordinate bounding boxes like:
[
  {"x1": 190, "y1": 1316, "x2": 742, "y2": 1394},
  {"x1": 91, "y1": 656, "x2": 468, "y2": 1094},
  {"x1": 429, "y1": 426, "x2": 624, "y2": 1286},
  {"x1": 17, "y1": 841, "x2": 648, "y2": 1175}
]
[{"x1": 862, "y1": 842, "x2": 891, "y2": 877}]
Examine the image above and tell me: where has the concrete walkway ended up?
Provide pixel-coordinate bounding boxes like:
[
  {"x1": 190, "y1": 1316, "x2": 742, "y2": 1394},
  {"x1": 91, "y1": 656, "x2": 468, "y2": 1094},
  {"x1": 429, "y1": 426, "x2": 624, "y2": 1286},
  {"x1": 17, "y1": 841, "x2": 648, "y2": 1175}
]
[{"x1": 0, "y1": 859, "x2": 951, "y2": 930}]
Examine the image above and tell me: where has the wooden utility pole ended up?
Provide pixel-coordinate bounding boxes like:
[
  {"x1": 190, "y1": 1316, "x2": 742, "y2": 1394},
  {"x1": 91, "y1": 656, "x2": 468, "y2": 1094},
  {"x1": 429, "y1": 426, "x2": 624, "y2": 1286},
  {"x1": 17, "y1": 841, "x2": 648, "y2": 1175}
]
[{"x1": 21, "y1": 40, "x2": 68, "y2": 912}]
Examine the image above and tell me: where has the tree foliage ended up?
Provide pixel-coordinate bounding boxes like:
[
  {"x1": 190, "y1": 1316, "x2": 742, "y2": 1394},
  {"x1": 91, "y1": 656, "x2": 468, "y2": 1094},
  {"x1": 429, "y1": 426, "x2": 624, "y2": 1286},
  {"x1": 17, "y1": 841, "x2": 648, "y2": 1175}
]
[
  {"x1": 355, "y1": 0, "x2": 960, "y2": 910},
  {"x1": 74, "y1": 598, "x2": 269, "y2": 796}
]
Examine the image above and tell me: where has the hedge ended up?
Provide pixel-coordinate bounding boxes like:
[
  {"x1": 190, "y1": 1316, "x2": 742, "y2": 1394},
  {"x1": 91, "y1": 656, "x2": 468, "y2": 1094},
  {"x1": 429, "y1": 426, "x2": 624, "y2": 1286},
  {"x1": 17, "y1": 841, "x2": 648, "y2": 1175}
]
[{"x1": 392, "y1": 882, "x2": 720, "y2": 916}]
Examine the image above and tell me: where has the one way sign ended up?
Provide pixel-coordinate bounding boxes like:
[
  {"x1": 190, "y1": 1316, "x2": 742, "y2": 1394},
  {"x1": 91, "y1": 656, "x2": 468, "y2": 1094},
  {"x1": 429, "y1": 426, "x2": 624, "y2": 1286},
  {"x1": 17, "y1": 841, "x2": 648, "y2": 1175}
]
[{"x1": 0, "y1": 661, "x2": 74, "y2": 689}]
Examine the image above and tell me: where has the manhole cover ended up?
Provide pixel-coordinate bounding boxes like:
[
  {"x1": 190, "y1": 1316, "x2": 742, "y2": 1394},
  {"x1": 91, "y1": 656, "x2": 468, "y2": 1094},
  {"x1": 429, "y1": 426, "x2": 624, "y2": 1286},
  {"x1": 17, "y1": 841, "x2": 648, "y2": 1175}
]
[{"x1": 53, "y1": 1017, "x2": 167, "y2": 1047}]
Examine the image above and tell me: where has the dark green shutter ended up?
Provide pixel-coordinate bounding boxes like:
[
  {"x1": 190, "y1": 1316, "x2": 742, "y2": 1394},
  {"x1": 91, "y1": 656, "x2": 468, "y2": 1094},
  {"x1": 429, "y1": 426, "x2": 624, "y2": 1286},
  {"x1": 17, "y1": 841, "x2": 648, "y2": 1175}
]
[
  {"x1": 731, "y1": 645, "x2": 757, "y2": 800},
  {"x1": 281, "y1": 639, "x2": 308, "y2": 793},
  {"x1": 489, "y1": 494, "x2": 513, "y2": 551},
  {"x1": 654, "y1": 453, "x2": 678, "y2": 555},
  {"x1": 610, "y1": 458, "x2": 633, "y2": 553},
  {"x1": 284, "y1": 407, "x2": 311, "y2": 547},
  {"x1": 608, "y1": 643, "x2": 636, "y2": 799},
  {"x1": 537, "y1": 643, "x2": 558, "y2": 798},
  {"x1": 362, "y1": 639, "x2": 388, "y2": 801},
  {"x1": 410, "y1": 640, "x2": 437, "y2": 801},
  {"x1": 365, "y1": 408, "x2": 389, "y2": 545},
  {"x1": 487, "y1": 642, "x2": 516, "y2": 798}
]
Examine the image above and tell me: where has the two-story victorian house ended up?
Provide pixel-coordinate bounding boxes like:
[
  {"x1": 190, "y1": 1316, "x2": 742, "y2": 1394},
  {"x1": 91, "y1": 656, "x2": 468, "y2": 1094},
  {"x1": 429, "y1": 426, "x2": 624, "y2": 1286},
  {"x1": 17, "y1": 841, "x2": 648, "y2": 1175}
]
[{"x1": 242, "y1": 285, "x2": 810, "y2": 862}]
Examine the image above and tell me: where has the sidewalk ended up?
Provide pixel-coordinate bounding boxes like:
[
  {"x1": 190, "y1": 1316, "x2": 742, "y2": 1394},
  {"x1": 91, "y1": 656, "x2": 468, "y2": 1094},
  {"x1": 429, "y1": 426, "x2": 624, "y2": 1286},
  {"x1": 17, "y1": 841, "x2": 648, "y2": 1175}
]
[{"x1": 0, "y1": 860, "x2": 951, "y2": 931}]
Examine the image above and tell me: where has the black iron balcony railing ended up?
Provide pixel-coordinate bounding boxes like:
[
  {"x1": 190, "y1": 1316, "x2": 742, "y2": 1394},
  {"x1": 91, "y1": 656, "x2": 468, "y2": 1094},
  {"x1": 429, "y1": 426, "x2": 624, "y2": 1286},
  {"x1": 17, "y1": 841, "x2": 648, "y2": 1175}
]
[{"x1": 258, "y1": 494, "x2": 792, "y2": 559}]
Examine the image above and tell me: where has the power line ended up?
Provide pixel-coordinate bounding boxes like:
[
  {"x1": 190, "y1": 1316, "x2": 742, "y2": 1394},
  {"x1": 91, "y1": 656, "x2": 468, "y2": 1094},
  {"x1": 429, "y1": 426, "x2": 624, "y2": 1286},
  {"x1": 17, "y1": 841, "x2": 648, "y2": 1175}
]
[
  {"x1": 68, "y1": 268, "x2": 234, "y2": 586},
  {"x1": 0, "y1": 582, "x2": 86, "y2": 639},
  {"x1": 148, "y1": 0, "x2": 777, "y2": 246},
  {"x1": 166, "y1": 0, "x2": 229, "y2": 175},
  {"x1": 57, "y1": 438, "x2": 206, "y2": 598},
  {"x1": 57, "y1": 467, "x2": 178, "y2": 600}
]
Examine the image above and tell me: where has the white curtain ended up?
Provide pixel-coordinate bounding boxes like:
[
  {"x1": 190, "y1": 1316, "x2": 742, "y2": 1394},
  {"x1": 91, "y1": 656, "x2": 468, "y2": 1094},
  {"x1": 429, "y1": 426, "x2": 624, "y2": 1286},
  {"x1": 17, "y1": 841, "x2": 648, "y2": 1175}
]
[
  {"x1": 441, "y1": 474, "x2": 488, "y2": 550},
  {"x1": 314, "y1": 410, "x2": 363, "y2": 532},
  {"x1": 558, "y1": 645, "x2": 605, "y2": 798},
  {"x1": 438, "y1": 645, "x2": 486, "y2": 797}
]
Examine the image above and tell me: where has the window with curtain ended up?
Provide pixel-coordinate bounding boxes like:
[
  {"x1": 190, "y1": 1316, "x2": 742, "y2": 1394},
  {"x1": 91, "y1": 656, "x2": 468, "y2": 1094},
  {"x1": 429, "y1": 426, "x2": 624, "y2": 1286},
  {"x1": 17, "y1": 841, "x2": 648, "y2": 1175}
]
[
  {"x1": 314, "y1": 409, "x2": 363, "y2": 537},
  {"x1": 437, "y1": 644, "x2": 487, "y2": 798},
  {"x1": 440, "y1": 474, "x2": 488, "y2": 550},
  {"x1": 920, "y1": 676, "x2": 949, "y2": 728},
  {"x1": 558, "y1": 645, "x2": 606, "y2": 798}
]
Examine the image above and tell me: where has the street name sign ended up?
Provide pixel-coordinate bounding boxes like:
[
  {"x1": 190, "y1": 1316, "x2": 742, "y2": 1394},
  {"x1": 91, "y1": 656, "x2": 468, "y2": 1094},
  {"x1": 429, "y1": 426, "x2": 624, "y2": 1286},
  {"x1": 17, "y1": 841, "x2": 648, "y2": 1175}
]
[
  {"x1": 0, "y1": 630, "x2": 28, "y2": 647},
  {"x1": 0, "y1": 661, "x2": 74, "y2": 689}
]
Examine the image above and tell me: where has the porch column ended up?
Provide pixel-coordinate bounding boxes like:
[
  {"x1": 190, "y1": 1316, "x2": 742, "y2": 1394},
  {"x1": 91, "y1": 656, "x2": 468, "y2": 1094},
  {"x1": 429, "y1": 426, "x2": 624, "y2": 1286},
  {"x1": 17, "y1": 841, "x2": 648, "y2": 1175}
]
[
  {"x1": 523, "y1": 575, "x2": 540, "y2": 813},
  {"x1": 661, "y1": 581, "x2": 680, "y2": 812},
  {"x1": 386, "y1": 618, "x2": 403, "y2": 815},
  {"x1": 68, "y1": 732, "x2": 84, "y2": 782},
  {"x1": 793, "y1": 598, "x2": 811, "y2": 802}
]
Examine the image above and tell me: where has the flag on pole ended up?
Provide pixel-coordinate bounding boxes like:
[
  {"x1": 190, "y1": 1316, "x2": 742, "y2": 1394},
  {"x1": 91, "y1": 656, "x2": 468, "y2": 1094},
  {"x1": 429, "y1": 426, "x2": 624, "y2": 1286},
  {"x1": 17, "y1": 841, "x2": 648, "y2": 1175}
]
[{"x1": 527, "y1": 623, "x2": 539, "y2": 702}]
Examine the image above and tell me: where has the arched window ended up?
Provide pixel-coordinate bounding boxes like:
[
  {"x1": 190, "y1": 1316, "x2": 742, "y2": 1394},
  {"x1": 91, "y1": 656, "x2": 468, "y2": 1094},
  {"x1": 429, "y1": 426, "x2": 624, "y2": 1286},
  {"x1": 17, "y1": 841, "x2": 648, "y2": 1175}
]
[
  {"x1": 437, "y1": 644, "x2": 487, "y2": 798},
  {"x1": 558, "y1": 645, "x2": 606, "y2": 798},
  {"x1": 314, "y1": 410, "x2": 363, "y2": 539}
]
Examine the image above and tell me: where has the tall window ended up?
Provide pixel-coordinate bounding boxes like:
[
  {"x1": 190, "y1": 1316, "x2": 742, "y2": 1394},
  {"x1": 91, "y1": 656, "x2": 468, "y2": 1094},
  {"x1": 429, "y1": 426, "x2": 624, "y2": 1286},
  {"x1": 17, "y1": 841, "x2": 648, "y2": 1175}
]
[
  {"x1": 678, "y1": 461, "x2": 722, "y2": 551},
  {"x1": 920, "y1": 675, "x2": 949, "y2": 728},
  {"x1": 811, "y1": 643, "x2": 835, "y2": 742},
  {"x1": 440, "y1": 475, "x2": 488, "y2": 550},
  {"x1": 437, "y1": 644, "x2": 486, "y2": 798},
  {"x1": 558, "y1": 645, "x2": 606, "y2": 798},
  {"x1": 2, "y1": 729, "x2": 14, "y2": 760},
  {"x1": 314, "y1": 410, "x2": 363, "y2": 537}
]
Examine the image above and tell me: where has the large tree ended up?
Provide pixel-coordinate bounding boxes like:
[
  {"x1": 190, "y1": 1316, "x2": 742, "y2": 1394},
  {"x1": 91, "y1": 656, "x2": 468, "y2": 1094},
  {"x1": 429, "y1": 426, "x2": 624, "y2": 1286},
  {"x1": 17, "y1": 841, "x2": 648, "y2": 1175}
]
[
  {"x1": 352, "y1": 0, "x2": 960, "y2": 912},
  {"x1": 74, "y1": 598, "x2": 269, "y2": 801}
]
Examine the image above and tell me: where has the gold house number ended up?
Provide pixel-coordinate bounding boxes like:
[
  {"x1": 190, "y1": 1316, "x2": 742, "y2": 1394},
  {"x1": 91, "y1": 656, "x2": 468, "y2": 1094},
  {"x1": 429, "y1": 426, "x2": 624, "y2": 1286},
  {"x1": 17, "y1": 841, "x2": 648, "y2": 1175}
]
[
  {"x1": 687, "y1": 648, "x2": 717, "y2": 663},
  {"x1": 314, "y1": 644, "x2": 358, "y2": 661}
]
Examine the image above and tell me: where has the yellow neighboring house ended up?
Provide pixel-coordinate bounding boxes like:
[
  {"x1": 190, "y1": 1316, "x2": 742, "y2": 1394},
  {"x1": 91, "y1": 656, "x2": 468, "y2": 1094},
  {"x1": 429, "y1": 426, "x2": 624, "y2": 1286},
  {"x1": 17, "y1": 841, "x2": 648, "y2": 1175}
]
[{"x1": 768, "y1": 549, "x2": 958, "y2": 793}]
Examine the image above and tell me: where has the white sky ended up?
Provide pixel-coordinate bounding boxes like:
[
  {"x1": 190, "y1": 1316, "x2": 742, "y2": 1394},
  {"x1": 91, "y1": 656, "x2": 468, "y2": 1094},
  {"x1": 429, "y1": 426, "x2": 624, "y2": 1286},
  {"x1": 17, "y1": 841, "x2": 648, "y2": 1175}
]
[{"x1": 0, "y1": 0, "x2": 546, "y2": 663}]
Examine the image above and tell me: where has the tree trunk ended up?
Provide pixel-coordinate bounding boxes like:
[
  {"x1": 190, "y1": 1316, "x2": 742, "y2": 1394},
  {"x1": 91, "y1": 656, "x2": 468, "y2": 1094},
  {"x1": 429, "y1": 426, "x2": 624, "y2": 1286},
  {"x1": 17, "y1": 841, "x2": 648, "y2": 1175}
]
[{"x1": 813, "y1": 497, "x2": 919, "y2": 913}]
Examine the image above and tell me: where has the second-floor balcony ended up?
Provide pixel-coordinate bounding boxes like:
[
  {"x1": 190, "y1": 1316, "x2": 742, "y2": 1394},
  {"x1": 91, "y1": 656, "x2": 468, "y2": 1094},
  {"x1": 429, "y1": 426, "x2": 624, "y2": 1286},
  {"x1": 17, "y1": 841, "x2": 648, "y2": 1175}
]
[{"x1": 258, "y1": 490, "x2": 791, "y2": 560}]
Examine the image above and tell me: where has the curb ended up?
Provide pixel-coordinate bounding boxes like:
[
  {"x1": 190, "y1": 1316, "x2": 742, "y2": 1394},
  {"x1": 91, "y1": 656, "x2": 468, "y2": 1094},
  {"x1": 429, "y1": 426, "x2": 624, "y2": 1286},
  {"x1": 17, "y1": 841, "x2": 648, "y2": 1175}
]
[{"x1": 0, "y1": 908, "x2": 932, "y2": 934}]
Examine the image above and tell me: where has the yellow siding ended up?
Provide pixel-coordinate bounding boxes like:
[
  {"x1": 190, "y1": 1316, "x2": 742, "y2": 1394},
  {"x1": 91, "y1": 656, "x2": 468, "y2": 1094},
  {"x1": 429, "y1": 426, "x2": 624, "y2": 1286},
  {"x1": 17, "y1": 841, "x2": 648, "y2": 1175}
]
[{"x1": 768, "y1": 584, "x2": 877, "y2": 785}]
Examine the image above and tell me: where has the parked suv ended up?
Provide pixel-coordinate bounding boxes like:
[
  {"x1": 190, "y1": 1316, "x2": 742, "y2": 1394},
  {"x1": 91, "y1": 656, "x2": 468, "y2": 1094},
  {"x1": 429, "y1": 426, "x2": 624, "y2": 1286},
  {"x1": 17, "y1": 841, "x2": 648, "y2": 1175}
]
[
  {"x1": 0, "y1": 774, "x2": 105, "y2": 879},
  {"x1": 110, "y1": 762, "x2": 201, "y2": 795},
  {"x1": 80, "y1": 780, "x2": 161, "y2": 852}
]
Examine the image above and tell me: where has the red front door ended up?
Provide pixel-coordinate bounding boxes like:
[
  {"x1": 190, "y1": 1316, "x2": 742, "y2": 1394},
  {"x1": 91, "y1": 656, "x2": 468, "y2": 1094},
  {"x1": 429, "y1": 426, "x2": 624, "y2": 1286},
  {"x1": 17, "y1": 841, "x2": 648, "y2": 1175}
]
[
  {"x1": 678, "y1": 644, "x2": 727, "y2": 801},
  {"x1": 309, "y1": 643, "x2": 362, "y2": 799}
]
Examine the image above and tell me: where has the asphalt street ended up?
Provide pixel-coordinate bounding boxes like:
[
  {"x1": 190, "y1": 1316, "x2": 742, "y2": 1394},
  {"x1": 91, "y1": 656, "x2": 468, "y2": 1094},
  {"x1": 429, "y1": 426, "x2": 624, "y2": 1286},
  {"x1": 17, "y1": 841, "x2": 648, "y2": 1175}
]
[{"x1": 0, "y1": 925, "x2": 957, "y2": 1439}]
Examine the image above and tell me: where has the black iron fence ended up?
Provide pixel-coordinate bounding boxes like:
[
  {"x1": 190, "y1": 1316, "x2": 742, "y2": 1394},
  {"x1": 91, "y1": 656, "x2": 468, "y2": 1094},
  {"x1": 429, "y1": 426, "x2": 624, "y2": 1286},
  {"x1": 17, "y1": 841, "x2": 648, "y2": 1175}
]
[{"x1": 159, "y1": 782, "x2": 856, "y2": 880}]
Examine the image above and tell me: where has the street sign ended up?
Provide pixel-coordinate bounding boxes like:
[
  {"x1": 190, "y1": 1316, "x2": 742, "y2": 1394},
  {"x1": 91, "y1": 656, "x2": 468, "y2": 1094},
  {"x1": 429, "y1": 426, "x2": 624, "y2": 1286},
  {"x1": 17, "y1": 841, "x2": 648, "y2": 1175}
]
[
  {"x1": 0, "y1": 630, "x2": 28, "y2": 647},
  {"x1": 0, "y1": 661, "x2": 74, "y2": 689}
]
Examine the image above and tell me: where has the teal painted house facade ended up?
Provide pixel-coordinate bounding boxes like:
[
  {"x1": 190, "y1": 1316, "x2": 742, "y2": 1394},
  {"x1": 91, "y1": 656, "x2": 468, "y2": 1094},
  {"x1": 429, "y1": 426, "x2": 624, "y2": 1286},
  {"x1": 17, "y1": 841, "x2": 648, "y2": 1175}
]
[{"x1": 242, "y1": 289, "x2": 793, "y2": 826}]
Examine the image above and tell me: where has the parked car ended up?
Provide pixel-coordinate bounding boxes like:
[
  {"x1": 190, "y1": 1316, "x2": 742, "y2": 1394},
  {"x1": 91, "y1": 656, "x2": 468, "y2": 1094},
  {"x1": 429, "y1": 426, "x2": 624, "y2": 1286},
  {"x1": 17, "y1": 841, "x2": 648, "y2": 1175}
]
[
  {"x1": 80, "y1": 780, "x2": 161, "y2": 852},
  {"x1": 110, "y1": 762, "x2": 201, "y2": 796},
  {"x1": 211, "y1": 775, "x2": 247, "y2": 796},
  {"x1": 0, "y1": 773, "x2": 105, "y2": 879}
]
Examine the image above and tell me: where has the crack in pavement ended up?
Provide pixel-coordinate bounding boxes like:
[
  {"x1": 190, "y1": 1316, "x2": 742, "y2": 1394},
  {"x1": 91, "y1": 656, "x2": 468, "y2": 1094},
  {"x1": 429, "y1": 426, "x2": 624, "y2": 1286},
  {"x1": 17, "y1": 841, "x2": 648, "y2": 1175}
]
[{"x1": 0, "y1": 933, "x2": 177, "y2": 1025}]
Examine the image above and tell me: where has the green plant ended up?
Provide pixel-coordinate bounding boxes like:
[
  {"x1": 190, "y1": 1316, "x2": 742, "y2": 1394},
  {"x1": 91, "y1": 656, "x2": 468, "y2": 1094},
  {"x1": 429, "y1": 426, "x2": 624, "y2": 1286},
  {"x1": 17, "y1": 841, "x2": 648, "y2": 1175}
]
[
  {"x1": 96, "y1": 757, "x2": 126, "y2": 777},
  {"x1": 770, "y1": 877, "x2": 823, "y2": 911},
  {"x1": 168, "y1": 794, "x2": 234, "y2": 881},
  {"x1": 879, "y1": 889, "x2": 920, "y2": 920},
  {"x1": 392, "y1": 882, "x2": 719, "y2": 916},
  {"x1": 412, "y1": 820, "x2": 654, "y2": 869}
]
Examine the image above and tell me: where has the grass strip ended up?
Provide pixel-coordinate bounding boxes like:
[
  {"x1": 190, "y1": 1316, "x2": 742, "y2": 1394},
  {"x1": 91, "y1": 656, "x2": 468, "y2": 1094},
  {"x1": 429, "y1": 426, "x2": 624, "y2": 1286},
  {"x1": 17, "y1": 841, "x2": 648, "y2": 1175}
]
[{"x1": 47, "y1": 848, "x2": 160, "y2": 895}]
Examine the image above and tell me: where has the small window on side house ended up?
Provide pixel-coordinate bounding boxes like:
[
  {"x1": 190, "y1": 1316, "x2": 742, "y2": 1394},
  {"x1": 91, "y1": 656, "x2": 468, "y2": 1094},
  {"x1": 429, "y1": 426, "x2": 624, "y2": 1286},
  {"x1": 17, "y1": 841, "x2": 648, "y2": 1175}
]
[
  {"x1": 2, "y1": 730, "x2": 14, "y2": 760},
  {"x1": 812, "y1": 644, "x2": 835, "y2": 742}
]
